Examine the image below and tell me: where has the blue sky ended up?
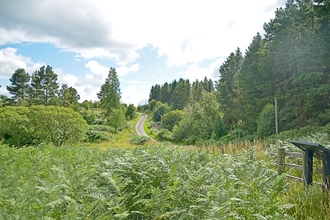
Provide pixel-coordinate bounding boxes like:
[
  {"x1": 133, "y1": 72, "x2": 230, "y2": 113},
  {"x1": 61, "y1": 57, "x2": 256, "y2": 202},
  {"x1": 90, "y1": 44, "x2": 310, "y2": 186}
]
[{"x1": 0, "y1": 0, "x2": 286, "y2": 105}]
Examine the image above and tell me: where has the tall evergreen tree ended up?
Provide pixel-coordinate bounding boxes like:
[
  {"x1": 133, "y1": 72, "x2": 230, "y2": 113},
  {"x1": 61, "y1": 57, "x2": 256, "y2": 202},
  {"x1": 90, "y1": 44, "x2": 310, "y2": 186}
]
[
  {"x1": 29, "y1": 65, "x2": 59, "y2": 105},
  {"x1": 148, "y1": 84, "x2": 161, "y2": 102},
  {"x1": 238, "y1": 33, "x2": 272, "y2": 133},
  {"x1": 171, "y1": 79, "x2": 191, "y2": 110},
  {"x1": 6, "y1": 68, "x2": 30, "y2": 104},
  {"x1": 97, "y1": 67, "x2": 121, "y2": 116},
  {"x1": 217, "y1": 48, "x2": 243, "y2": 129}
]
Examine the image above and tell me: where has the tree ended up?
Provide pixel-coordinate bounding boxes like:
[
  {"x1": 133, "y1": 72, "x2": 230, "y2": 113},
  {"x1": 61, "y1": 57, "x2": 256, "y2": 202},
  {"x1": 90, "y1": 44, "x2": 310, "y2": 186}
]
[
  {"x1": 125, "y1": 104, "x2": 136, "y2": 120},
  {"x1": 256, "y1": 104, "x2": 276, "y2": 138},
  {"x1": 29, "y1": 65, "x2": 59, "y2": 105},
  {"x1": 237, "y1": 33, "x2": 273, "y2": 133},
  {"x1": 173, "y1": 92, "x2": 225, "y2": 144},
  {"x1": 108, "y1": 108, "x2": 126, "y2": 133},
  {"x1": 217, "y1": 48, "x2": 243, "y2": 129},
  {"x1": 149, "y1": 84, "x2": 161, "y2": 102},
  {"x1": 160, "y1": 82, "x2": 171, "y2": 105},
  {"x1": 0, "y1": 95, "x2": 9, "y2": 107},
  {"x1": 58, "y1": 84, "x2": 80, "y2": 107},
  {"x1": 82, "y1": 100, "x2": 92, "y2": 110},
  {"x1": 162, "y1": 110, "x2": 183, "y2": 131},
  {"x1": 97, "y1": 67, "x2": 121, "y2": 116},
  {"x1": 6, "y1": 68, "x2": 30, "y2": 104},
  {"x1": 171, "y1": 78, "x2": 191, "y2": 110},
  {"x1": 153, "y1": 102, "x2": 171, "y2": 122}
]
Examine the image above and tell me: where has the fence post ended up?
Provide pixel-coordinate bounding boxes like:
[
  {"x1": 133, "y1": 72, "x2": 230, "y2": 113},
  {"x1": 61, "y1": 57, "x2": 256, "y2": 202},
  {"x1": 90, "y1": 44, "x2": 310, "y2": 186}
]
[
  {"x1": 322, "y1": 153, "x2": 330, "y2": 191},
  {"x1": 278, "y1": 147, "x2": 285, "y2": 175},
  {"x1": 303, "y1": 150, "x2": 313, "y2": 186}
]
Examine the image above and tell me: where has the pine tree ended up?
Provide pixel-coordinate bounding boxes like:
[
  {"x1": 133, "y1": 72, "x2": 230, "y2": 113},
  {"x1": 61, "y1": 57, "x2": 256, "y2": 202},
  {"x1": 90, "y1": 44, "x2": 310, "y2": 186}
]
[
  {"x1": 29, "y1": 65, "x2": 59, "y2": 105},
  {"x1": 217, "y1": 48, "x2": 243, "y2": 129},
  {"x1": 6, "y1": 68, "x2": 30, "y2": 104},
  {"x1": 97, "y1": 67, "x2": 121, "y2": 116}
]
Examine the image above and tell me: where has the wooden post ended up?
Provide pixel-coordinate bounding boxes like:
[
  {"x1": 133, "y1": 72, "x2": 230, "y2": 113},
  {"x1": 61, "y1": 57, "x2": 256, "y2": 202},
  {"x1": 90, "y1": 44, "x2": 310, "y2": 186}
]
[
  {"x1": 303, "y1": 150, "x2": 313, "y2": 186},
  {"x1": 322, "y1": 153, "x2": 330, "y2": 191},
  {"x1": 275, "y1": 97, "x2": 278, "y2": 135},
  {"x1": 278, "y1": 147, "x2": 285, "y2": 175}
]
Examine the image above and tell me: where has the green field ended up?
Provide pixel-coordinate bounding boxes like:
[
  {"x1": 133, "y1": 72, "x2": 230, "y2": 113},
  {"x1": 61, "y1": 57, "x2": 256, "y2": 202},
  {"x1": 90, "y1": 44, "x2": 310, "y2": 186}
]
[{"x1": 2, "y1": 142, "x2": 329, "y2": 219}]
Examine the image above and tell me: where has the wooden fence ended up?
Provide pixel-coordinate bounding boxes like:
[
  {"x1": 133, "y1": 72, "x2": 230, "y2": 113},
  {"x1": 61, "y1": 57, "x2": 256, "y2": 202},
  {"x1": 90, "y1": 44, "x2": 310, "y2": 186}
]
[{"x1": 277, "y1": 147, "x2": 323, "y2": 186}]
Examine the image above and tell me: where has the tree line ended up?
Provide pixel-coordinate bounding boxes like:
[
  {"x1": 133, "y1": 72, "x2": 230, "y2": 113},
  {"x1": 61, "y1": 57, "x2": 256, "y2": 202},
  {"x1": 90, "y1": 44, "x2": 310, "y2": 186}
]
[
  {"x1": 0, "y1": 66, "x2": 137, "y2": 147},
  {"x1": 146, "y1": 0, "x2": 330, "y2": 143}
]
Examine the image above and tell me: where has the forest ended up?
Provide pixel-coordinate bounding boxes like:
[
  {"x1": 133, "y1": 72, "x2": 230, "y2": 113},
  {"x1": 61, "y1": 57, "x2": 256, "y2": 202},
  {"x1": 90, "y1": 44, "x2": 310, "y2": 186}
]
[{"x1": 145, "y1": 0, "x2": 330, "y2": 144}]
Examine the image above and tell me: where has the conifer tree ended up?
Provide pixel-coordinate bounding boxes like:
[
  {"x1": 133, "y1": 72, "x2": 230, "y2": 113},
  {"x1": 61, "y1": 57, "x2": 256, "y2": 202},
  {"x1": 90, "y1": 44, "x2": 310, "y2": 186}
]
[
  {"x1": 6, "y1": 68, "x2": 30, "y2": 104},
  {"x1": 97, "y1": 67, "x2": 121, "y2": 116}
]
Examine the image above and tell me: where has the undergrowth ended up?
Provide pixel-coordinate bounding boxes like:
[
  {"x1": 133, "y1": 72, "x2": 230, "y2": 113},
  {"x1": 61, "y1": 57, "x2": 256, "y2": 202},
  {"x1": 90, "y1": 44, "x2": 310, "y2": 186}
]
[{"x1": 0, "y1": 144, "x2": 293, "y2": 219}]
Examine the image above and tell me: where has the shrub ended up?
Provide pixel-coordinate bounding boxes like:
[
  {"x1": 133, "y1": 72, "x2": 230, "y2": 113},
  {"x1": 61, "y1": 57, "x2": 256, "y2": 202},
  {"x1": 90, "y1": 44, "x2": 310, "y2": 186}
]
[
  {"x1": 162, "y1": 110, "x2": 183, "y2": 131},
  {"x1": 80, "y1": 110, "x2": 97, "y2": 124},
  {"x1": 0, "y1": 106, "x2": 88, "y2": 147},
  {"x1": 130, "y1": 135, "x2": 150, "y2": 145}
]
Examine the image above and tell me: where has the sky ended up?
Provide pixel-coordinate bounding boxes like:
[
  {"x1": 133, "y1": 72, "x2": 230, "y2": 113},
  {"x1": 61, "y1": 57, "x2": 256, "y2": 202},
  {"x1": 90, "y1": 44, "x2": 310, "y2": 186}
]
[{"x1": 0, "y1": 0, "x2": 287, "y2": 106}]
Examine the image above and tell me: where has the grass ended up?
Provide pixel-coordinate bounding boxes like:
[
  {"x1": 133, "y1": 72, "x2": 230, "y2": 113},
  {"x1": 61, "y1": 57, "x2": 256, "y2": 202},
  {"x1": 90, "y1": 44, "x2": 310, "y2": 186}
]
[
  {"x1": 1, "y1": 114, "x2": 330, "y2": 219},
  {"x1": 82, "y1": 114, "x2": 156, "y2": 149},
  {"x1": 0, "y1": 144, "x2": 294, "y2": 219}
]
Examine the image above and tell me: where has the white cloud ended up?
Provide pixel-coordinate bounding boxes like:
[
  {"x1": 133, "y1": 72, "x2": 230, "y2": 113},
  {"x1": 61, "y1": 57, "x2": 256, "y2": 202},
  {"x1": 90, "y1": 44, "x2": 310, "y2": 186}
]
[
  {"x1": 0, "y1": 0, "x2": 285, "y2": 67},
  {"x1": 177, "y1": 58, "x2": 225, "y2": 83},
  {"x1": 0, "y1": 47, "x2": 44, "y2": 79},
  {"x1": 117, "y1": 63, "x2": 141, "y2": 76},
  {"x1": 54, "y1": 68, "x2": 79, "y2": 87}
]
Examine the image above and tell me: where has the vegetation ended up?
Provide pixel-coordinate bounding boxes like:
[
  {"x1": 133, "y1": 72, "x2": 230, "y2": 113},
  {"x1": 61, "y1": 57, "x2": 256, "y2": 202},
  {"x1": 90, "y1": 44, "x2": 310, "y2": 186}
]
[
  {"x1": 0, "y1": 144, "x2": 294, "y2": 219},
  {"x1": 146, "y1": 0, "x2": 330, "y2": 144},
  {"x1": 0, "y1": 106, "x2": 88, "y2": 147},
  {"x1": 1, "y1": 0, "x2": 330, "y2": 219}
]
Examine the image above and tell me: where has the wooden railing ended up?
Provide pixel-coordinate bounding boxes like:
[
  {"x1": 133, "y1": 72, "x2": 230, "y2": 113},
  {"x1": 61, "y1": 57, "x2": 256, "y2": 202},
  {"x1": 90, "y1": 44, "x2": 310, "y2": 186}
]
[{"x1": 278, "y1": 147, "x2": 323, "y2": 186}]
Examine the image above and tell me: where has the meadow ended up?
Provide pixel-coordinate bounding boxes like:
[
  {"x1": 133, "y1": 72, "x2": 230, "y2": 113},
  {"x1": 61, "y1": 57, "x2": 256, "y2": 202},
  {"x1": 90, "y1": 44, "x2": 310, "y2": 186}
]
[{"x1": 1, "y1": 116, "x2": 330, "y2": 219}]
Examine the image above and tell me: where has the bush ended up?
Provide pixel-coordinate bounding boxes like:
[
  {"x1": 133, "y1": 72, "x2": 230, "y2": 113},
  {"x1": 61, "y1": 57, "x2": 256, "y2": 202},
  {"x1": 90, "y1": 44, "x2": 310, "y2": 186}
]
[
  {"x1": 162, "y1": 110, "x2": 183, "y2": 131},
  {"x1": 0, "y1": 106, "x2": 88, "y2": 147},
  {"x1": 157, "y1": 129, "x2": 174, "y2": 141},
  {"x1": 85, "y1": 130, "x2": 112, "y2": 142},
  {"x1": 80, "y1": 110, "x2": 97, "y2": 124},
  {"x1": 130, "y1": 135, "x2": 150, "y2": 145},
  {"x1": 84, "y1": 125, "x2": 114, "y2": 142}
]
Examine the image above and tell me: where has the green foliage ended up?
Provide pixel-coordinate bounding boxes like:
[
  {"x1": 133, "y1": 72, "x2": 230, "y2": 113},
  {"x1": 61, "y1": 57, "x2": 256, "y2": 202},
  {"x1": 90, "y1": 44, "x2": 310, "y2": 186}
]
[
  {"x1": 84, "y1": 125, "x2": 113, "y2": 142},
  {"x1": 152, "y1": 102, "x2": 170, "y2": 122},
  {"x1": 58, "y1": 84, "x2": 80, "y2": 107},
  {"x1": 162, "y1": 110, "x2": 183, "y2": 131},
  {"x1": 107, "y1": 108, "x2": 127, "y2": 133},
  {"x1": 0, "y1": 144, "x2": 294, "y2": 219},
  {"x1": 173, "y1": 92, "x2": 226, "y2": 144},
  {"x1": 0, "y1": 106, "x2": 31, "y2": 146},
  {"x1": 6, "y1": 68, "x2": 30, "y2": 103},
  {"x1": 0, "y1": 106, "x2": 88, "y2": 147},
  {"x1": 125, "y1": 104, "x2": 137, "y2": 120},
  {"x1": 256, "y1": 104, "x2": 276, "y2": 137},
  {"x1": 28, "y1": 106, "x2": 88, "y2": 146},
  {"x1": 97, "y1": 67, "x2": 121, "y2": 116},
  {"x1": 80, "y1": 110, "x2": 97, "y2": 125},
  {"x1": 129, "y1": 135, "x2": 150, "y2": 145},
  {"x1": 29, "y1": 65, "x2": 59, "y2": 105},
  {"x1": 156, "y1": 128, "x2": 174, "y2": 141}
]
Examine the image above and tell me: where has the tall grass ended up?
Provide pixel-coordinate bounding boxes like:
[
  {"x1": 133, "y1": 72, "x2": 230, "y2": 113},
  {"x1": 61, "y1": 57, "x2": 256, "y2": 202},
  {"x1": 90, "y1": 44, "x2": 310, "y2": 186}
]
[{"x1": 0, "y1": 144, "x2": 294, "y2": 219}]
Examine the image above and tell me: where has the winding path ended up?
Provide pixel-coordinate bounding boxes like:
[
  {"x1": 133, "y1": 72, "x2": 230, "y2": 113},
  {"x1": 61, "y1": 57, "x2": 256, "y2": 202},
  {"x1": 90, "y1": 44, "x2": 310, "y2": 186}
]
[{"x1": 135, "y1": 114, "x2": 148, "y2": 136}]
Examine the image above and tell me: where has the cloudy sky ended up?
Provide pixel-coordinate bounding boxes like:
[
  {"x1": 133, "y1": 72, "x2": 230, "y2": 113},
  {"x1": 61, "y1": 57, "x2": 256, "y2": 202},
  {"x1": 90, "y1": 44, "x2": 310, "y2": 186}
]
[{"x1": 0, "y1": 0, "x2": 286, "y2": 106}]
